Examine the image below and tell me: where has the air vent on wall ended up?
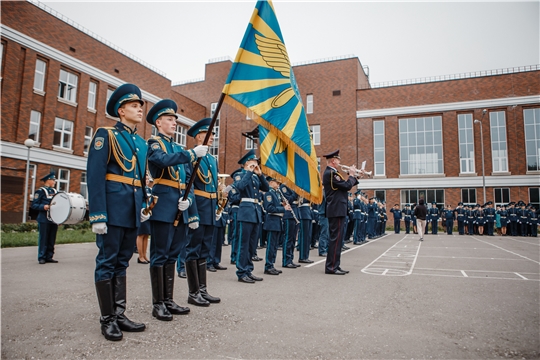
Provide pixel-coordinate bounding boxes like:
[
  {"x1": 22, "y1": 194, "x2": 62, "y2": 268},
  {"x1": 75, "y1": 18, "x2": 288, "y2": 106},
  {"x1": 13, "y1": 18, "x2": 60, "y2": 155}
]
[{"x1": 333, "y1": 90, "x2": 341, "y2": 96}]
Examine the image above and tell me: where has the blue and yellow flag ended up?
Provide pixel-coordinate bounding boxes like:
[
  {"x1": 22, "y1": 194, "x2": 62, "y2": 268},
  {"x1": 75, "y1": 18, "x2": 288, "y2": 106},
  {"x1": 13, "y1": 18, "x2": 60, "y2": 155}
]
[{"x1": 222, "y1": 0, "x2": 322, "y2": 204}]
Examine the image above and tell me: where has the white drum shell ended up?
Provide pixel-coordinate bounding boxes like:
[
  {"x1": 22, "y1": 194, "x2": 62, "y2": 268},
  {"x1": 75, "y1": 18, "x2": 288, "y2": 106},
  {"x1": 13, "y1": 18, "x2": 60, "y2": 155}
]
[{"x1": 49, "y1": 192, "x2": 87, "y2": 225}]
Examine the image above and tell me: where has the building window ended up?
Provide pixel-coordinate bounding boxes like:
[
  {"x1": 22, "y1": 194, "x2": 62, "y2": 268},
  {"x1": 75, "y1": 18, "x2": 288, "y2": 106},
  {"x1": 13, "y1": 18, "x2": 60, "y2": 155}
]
[
  {"x1": 151, "y1": 125, "x2": 158, "y2": 137},
  {"x1": 58, "y1": 69, "x2": 78, "y2": 103},
  {"x1": 0, "y1": 42, "x2": 4, "y2": 76},
  {"x1": 489, "y1": 111, "x2": 508, "y2": 173},
  {"x1": 245, "y1": 137, "x2": 257, "y2": 150},
  {"x1": 106, "y1": 88, "x2": 114, "y2": 113},
  {"x1": 306, "y1": 94, "x2": 313, "y2": 114},
  {"x1": 375, "y1": 190, "x2": 386, "y2": 202},
  {"x1": 457, "y1": 113, "x2": 475, "y2": 173},
  {"x1": 175, "y1": 125, "x2": 186, "y2": 147},
  {"x1": 401, "y1": 189, "x2": 445, "y2": 208},
  {"x1": 88, "y1": 81, "x2": 97, "y2": 110},
  {"x1": 399, "y1": 116, "x2": 443, "y2": 175},
  {"x1": 29, "y1": 164, "x2": 37, "y2": 198},
  {"x1": 53, "y1": 118, "x2": 73, "y2": 149},
  {"x1": 56, "y1": 169, "x2": 70, "y2": 192},
  {"x1": 529, "y1": 188, "x2": 539, "y2": 211},
  {"x1": 29, "y1": 110, "x2": 41, "y2": 143},
  {"x1": 373, "y1": 120, "x2": 385, "y2": 176},
  {"x1": 461, "y1": 188, "x2": 477, "y2": 205},
  {"x1": 310, "y1": 125, "x2": 320, "y2": 145},
  {"x1": 33, "y1": 59, "x2": 47, "y2": 92},
  {"x1": 494, "y1": 188, "x2": 510, "y2": 207},
  {"x1": 80, "y1": 172, "x2": 88, "y2": 200},
  {"x1": 210, "y1": 102, "x2": 220, "y2": 158},
  {"x1": 84, "y1": 126, "x2": 93, "y2": 154},
  {"x1": 524, "y1": 108, "x2": 540, "y2": 172}
]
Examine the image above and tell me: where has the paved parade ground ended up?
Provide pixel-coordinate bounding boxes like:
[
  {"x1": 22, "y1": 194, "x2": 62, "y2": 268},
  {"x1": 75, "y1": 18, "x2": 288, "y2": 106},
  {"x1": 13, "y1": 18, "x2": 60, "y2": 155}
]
[{"x1": 2, "y1": 232, "x2": 539, "y2": 359}]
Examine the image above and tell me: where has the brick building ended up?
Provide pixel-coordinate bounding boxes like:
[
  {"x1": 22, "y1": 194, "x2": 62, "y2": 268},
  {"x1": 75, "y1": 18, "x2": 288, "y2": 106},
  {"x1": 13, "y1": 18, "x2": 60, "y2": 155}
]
[{"x1": 1, "y1": 1, "x2": 539, "y2": 223}]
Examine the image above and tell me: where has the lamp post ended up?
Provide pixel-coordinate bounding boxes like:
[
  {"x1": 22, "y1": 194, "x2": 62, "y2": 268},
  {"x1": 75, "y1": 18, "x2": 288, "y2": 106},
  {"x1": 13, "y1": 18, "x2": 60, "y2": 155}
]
[
  {"x1": 22, "y1": 138, "x2": 35, "y2": 223},
  {"x1": 474, "y1": 113, "x2": 486, "y2": 204}
]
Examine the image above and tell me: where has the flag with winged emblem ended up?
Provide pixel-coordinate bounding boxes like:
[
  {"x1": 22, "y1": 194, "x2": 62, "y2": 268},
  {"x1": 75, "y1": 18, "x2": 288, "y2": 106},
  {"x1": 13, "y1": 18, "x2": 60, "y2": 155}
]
[{"x1": 222, "y1": 0, "x2": 322, "y2": 204}]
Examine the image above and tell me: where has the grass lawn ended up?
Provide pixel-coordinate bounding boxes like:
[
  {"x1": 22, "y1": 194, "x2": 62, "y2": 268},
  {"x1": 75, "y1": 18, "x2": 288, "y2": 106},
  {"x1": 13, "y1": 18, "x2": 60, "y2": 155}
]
[{"x1": 1, "y1": 228, "x2": 96, "y2": 248}]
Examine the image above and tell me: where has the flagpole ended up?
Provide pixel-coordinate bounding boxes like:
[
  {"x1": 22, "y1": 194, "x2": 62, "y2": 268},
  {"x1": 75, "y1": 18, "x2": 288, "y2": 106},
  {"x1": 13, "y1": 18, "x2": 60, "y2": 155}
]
[{"x1": 174, "y1": 92, "x2": 226, "y2": 226}]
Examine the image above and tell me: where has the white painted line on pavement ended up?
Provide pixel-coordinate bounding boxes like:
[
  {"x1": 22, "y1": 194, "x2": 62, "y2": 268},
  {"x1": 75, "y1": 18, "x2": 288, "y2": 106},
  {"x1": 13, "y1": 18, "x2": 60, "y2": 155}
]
[
  {"x1": 514, "y1": 272, "x2": 528, "y2": 280},
  {"x1": 471, "y1": 236, "x2": 540, "y2": 265},
  {"x1": 461, "y1": 270, "x2": 468, "y2": 277}
]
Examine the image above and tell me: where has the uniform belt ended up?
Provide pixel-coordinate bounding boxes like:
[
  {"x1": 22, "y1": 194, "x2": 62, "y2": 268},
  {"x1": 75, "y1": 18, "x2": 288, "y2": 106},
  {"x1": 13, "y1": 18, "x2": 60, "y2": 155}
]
[
  {"x1": 292, "y1": 201, "x2": 298, "y2": 205},
  {"x1": 222, "y1": 211, "x2": 228, "y2": 215},
  {"x1": 231, "y1": 205, "x2": 239, "y2": 208},
  {"x1": 241, "y1": 198, "x2": 260, "y2": 204},
  {"x1": 270, "y1": 213, "x2": 284, "y2": 217},
  {"x1": 521, "y1": 216, "x2": 527, "y2": 219},
  {"x1": 105, "y1": 174, "x2": 141, "y2": 187},
  {"x1": 194, "y1": 189, "x2": 217, "y2": 199},
  {"x1": 300, "y1": 203, "x2": 311, "y2": 207},
  {"x1": 153, "y1": 178, "x2": 186, "y2": 189},
  {"x1": 500, "y1": 216, "x2": 506, "y2": 218},
  {"x1": 354, "y1": 209, "x2": 362, "y2": 212}
]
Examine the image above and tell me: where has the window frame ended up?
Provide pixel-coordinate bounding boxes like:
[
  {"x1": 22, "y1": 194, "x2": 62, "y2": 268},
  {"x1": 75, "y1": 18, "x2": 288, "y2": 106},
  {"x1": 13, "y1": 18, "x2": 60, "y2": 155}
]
[
  {"x1": 56, "y1": 168, "x2": 70, "y2": 192},
  {"x1": 174, "y1": 124, "x2": 187, "y2": 147},
  {"x1": 29, "y1": 110, "x2": 42, "y2": 144},
  {"x1": 83, "y1": 126, "x2": 93, "y2": 155},
  {"x1": 489, "y1": 111, "x2": 509, "y2": 173},
  {"x1": 87, "y1": 81, "x2": 97, "y2": 111},
  {"x1": 33, "y1": 58, "x2": 47, "y2": 93},
  {"x1": 529, "y1": 187, "x2": 539, "y2": 211},
  {"x1": 373, "y1": 120, "x2": 385, "y2": 177},
  {"x1": 461, "y1": 188, "x2": 477, "y2": 206},
  {"x1": 53, "y1": 117, "x2": 74, "y2": 150},
  {"x1": 306, "y1": 94, "x2": 313, "y2": 114},
  {"x1": 245, "y1": 137, "x2": 258, "y2": 150},
  {"x1": 524, "y1": 108, "x2": 540, "y2": 172},
  {"x1": 80, "y1": 171, "x2": 88, "y2": 200},
  {"x1": 401, "y1": 189, "x2": 445, "y2": 208},
  {"x1": 310, "y1": 124, "x2": 320, "y2": 146},
  {"x1": 494, "y1": 187, "x2": 510, "y2": 207},
  {"x1": 457, "y1": 113, "x2": 475, "y2": 174},
  {"x1": 210, "y1": 102, "x2": 220, "y2": 159}
]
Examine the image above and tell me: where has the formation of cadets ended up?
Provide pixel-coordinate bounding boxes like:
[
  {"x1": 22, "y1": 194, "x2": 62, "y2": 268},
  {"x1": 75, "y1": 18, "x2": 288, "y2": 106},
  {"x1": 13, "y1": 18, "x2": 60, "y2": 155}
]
[
  {"x1": 85, "y1": 84, "x2": 539, "y2": 342},
  {"x1": 390, "y1": 201, "x2": 538, "y2": 237}
]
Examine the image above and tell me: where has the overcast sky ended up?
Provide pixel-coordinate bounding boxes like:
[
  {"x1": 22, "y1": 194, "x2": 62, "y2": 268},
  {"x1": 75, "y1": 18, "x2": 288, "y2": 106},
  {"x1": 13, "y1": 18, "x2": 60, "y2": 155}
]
[{"x1": 40, "y1": 1, "x2": 539, "y2": 85}]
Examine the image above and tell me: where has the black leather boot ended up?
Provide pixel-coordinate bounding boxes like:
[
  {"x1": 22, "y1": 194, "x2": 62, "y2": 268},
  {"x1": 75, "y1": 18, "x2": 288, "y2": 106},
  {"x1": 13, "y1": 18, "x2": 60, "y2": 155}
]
[
  {"x1": 163, "y1": 263, "x2": 190, "y2": 315},
  {"x1": 95, "y1": 279, "x2": 123, "y2": 341},
  {"x1": 149, "y1": 266, "x2": 173, "y2": 321},
  {"x1": 113, "y1": 276, "x2": 146, "y2": 332},
  {"x1": 185, "y1": 260, "x2": 209, "y2": 307},
  {"x1": 197, "y1": 259, "x2": 220, "y2": 303}
]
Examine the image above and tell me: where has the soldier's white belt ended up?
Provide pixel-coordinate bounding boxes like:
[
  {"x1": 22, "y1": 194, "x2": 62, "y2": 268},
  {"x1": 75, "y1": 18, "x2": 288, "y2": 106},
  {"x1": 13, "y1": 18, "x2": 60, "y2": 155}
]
[
  {"x1": 354, "y1": 209, "x2": 362, "y2": 212},
  {"x1": 105, "y1": 174, "x2": 141, "y2": 187},
  {"x1": 300, "y1": 203, "x2": 311, "y2": 207},
  {"x1": 292, "y1": 201, "x2": 299, "y2": 205},
  {"x1": 231, "y1": 205, "x2": 239, "y2": 208},
  {"x1": 241, "y1": 198, "x2": 260, "y2": 204},
  {"x1": 194, "y1": 190, "x2": 217, "y2": 199},
  {"x1": 270, "y1": 213, "x2": 284, "y2": 217},
  {"x1": 153, "y1": 178, "x2": 186, "y2": 189}
]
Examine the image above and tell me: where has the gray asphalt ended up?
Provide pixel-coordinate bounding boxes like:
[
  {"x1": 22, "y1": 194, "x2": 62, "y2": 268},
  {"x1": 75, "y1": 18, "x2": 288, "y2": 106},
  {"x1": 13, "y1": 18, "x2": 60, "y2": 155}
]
[{"x1": 2, "y1": 232, "x2": 539, "y2": 359}]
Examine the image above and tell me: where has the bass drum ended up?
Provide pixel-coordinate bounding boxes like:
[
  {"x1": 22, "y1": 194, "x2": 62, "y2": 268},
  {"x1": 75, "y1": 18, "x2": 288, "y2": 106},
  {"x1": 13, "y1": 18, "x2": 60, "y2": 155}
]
[{"x1": 48, "y1": 192, "x2": 87, "y2": 225}]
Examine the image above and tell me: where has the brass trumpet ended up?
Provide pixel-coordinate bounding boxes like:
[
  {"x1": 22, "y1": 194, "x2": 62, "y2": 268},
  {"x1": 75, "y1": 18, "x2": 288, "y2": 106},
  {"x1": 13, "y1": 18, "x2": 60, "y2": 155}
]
[
  {"x1": 339, "y1": 165, "x2": 372, "y2": 178},
  {"x1": 216, "y1": 174, "x2": 230, "y2": 216}
]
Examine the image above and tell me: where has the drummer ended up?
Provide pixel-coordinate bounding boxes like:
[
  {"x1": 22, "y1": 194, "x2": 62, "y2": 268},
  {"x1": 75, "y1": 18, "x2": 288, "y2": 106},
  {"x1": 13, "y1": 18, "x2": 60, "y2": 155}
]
[{"x1": 31, "y1": 172, "x2": 59, "y2": 264}]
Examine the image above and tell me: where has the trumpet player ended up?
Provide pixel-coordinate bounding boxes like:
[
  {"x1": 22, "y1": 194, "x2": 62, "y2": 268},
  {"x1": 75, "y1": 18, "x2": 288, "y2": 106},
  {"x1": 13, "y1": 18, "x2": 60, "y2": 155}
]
[
  {"x1": 322, "y1": 150, "x2": 358, "y2": 275},
  {"x1": 234, "y1": 150, "x2": 270, "y2": 284}
]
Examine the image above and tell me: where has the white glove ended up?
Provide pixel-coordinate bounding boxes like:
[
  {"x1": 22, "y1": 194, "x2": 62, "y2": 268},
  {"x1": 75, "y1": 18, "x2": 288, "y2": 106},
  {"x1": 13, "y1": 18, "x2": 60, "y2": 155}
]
[
  {"x1": 178, "y1": 199, "x2": 190, "y2": 211},
  {"x1": 215, "y1": 212, "x2": 222, "y2": 221},
  {"x1": 193, "y1": 145, "x2": 209, "y2": 158},
  {"x1": 188, "y1": 221, "x2": 199, "y2": 230},
  {"x1": 92, "y1": 222, "x2": 107, "y2": 235},
  {"x1": 140, "y1": 208, "x2": 150, "y2": 223}
]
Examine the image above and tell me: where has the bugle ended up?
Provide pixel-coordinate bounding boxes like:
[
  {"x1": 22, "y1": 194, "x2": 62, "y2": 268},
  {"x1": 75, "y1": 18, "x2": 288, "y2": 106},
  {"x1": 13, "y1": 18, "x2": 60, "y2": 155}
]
[{"x1": 339, "y1": 165, "x2": 372, "y2": 178}]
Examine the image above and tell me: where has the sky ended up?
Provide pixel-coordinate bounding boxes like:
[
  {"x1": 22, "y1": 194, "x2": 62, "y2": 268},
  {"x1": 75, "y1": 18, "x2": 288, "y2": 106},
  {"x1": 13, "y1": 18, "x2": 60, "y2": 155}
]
[{"x1": 40, "y1": 1, "x2": 539, "y2": 85}]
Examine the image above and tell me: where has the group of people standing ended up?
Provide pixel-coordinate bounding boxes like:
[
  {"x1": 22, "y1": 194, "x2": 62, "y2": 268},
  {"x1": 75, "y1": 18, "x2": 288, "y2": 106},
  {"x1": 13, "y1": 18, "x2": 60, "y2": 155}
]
[{"x1": 389, "y1": 200, "x2": 538, "y2": 238}]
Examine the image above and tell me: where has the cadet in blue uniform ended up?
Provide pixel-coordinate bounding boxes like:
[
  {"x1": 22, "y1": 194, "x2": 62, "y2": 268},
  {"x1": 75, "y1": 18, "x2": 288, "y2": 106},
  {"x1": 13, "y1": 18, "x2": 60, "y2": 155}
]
[
  {"x1": 498, "y1": 204, "x2": 508, "y2": 236},
  {"x1": 352, "y1": 190, "x2": 364, "y2": 244},
  {"x1": 87, "y1": 84, "x2": 148, "y2": 341},
  {"x1": 31, "y1": 172, "x2": 59, "y2": 264},
  {"x1": 476, "y1": 204, "x2": 485, "y2": 235},
  {"x1": 234, "y1": 150, "x2": 270, "y2": 283},
  {"x1": 146, "y1": 99, "x2": 207, "y2": 320},
  {"x1": 227, "y1": 169, "x2": 242, "y2": 265},
  {"x1": 390, "y1": 204, "x2": 402, "y2": 234},
  {"x1": 311, "y1": 203, "x2": 320, "y2": 250},
  {"x1": 207, "y1": 182, "x2": 229, "y2": 272},
  {"x1": 317, "y1": 190, "x2": 329, "y2": 256},
  {"x1": 454, "y1": 202, "x2": 466, "y2": 235},
  {"x1": 444, "y1": 205, "x2": 455, "y2": 234},
  {"x1": 529, "y1": 206, "x2": 538, "y2": 237},
  {"x1": 279, "y1": 183, "x2": 300, "y2": 269},
  {"x1": 484, "y1": 201, "x2": 496, "y2": 236},
  {"x1": 517, "y1": 201, "x2": 528, "y2": 236},
  {"x1": 322, "y1": 150, "x2": 358, "y2": 275},
  {"x1": 428, "y1": 202, "x2": 440, "y2": 234},
  {"x1": 263, "y1": 176, "x2": 289, "y2": 275},
  {"x1": 402, "y1": 204, "x2": 412, "y2": 234},
  {"x1": 298, "y1": 197, "x2": 314, "y2": 263},
  {"x1": 508, "y1": 202, "x2": 518, "y2": 236},
  {"x1": 185, "y1": 118, "x2": 221, "y2": 305}
]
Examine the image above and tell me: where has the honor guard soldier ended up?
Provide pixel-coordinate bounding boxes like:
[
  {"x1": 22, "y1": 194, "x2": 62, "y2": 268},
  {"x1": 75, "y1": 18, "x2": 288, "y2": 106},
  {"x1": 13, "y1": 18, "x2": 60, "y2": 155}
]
[
  {"x1": 234, "y1": 150, "x2": 270, "y2": 283},
  {"x1": 390, "y1": 204, "x2": 402, "y2": 234},
  {"x1": 352, "y1": 189, "x2": 365, "y2": 244},
  {"x1": 444, "y1": 205, "x2": 455, "y2": 234},
  {"x1": 476, "y1": 204, "x2": 485, "y2": 235},
  {"x1": 428, "y1": 202, "x2": 440, "y2": 234},
  {"x1": 227, "y1": 169, "x2": 243, "y2": 265},
  {"x1": 402, "y1": 204, "x2": 412, "y2": 234},
  {"x1": 508, "y1": 202, "x2": 518, "y2": 236},
  {"x1": 455, "y1": 202, "x2": 466, "y2": 235},
  {"x1": 262, "y1": 176, "x2": 288, "y2": 275},
  {"x1": 297, "y1": 197, "x2": 314, "y2": 263},
  {"x1": 484, "y1": 201, "x2": 496, "y2": 236},
  {"x1": 517, "y1": 201, "x2": 528, "y2": 236},
  {"x1": 498, "y1": 204, "x2": 508, "y2": 236},
  {"x1": 311, "y1": 202, "x2": 321, "y2": 250},
  {"x1": 279, "y1": 183, "x2": 300, "y2": 269},
  {"x1": 146, "y1": 99, "x2": 207, "y2": 320},
  {"x1": 31, "y1": 172, "x2": 59, "y2": 264},
  {"x1": 322, "y1": 150, "x2": 358, "y2": 275},
  {"x1": 184, "y1": 118, "x2": 221, "y2": 305},
  {"x1": 87, "y1": 84, "x2": 148, "y2": 341},
  {"x1": 207, "y1": 182, "x2": 229, "y2": 272},
  {"x1": 367, "y1": 197, "x2": 378, "y2": 239},
  {"x1": 317, "y1": 190, "x2": 329, "y2": 256},
  {"x1": 466, "y1": 205, "x2": 475, "y2": 235},
  {"x1": 529, "y1": 205, "x2": 538, "y2": 237}
]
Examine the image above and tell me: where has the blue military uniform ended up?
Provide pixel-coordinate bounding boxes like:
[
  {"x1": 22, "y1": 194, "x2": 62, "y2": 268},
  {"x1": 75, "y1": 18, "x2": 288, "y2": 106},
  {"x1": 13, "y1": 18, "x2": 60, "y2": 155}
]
[
  {"x1": 185, "y1": 118, "x2": 220, "y2": 305},
  {"x1": 208, "y1": 201, "x2": 229, "y2": 270},
  {"x1": 311, "y1": 203, "x2": 320, "y2": 249},
  {"x1": 297, "y1": 197, "x2": 313, "y2": 263},
  {"x1": 234, "y1": 150, "x2": 270, "y2": 283},
  {"x1": 444, "y1": 207, "x2": 455, "y2": 234},
  {"x1": 227, "y1": 169, "x2": 243, "y2": 264},
  {"x1": 508, "y1": 203, "x2": 519, "y2": 236},
  {"x1": 390, "y1": 204, "x2": 402, "y2": 234},
  {"x1": 367, "y1": 199, "x2": 378, "y2": 239},
  {"x1": 455, "y1": 202, "x2": 466, "y2": 235},
  {"x1": 146, "y1": 99, "x2": 195, "y2": 320},
  {"x1": 317, "y1": 190, "x2": 329, "y2": 256},
  {"x1": 402, "y1": 205, "x2": 412, "y2": 234},
  {"x1": 279, "y1": 183, "x2": 300, "y2": 268},
  {"x1": 484, "y1": 201, "x2": 496, "y2": 236},
  {"x1": 352, "y1": 190, "x2": 366, "y2": 244},
  {"x1": 88, "y1": 83, "x2": 147, "y2": 341},
  {"x1": 262, "y1": 177, "x2": 285, "y2": 275},
  {"x1": 529, "y1": 206, "x2": 538, "y2": 237},
  {"x1": 428, "y1": 203, "x2": 440, "y2": 234},
  {"x1": 31, "y1": 172, "x2": 58, "y2": 264}
]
